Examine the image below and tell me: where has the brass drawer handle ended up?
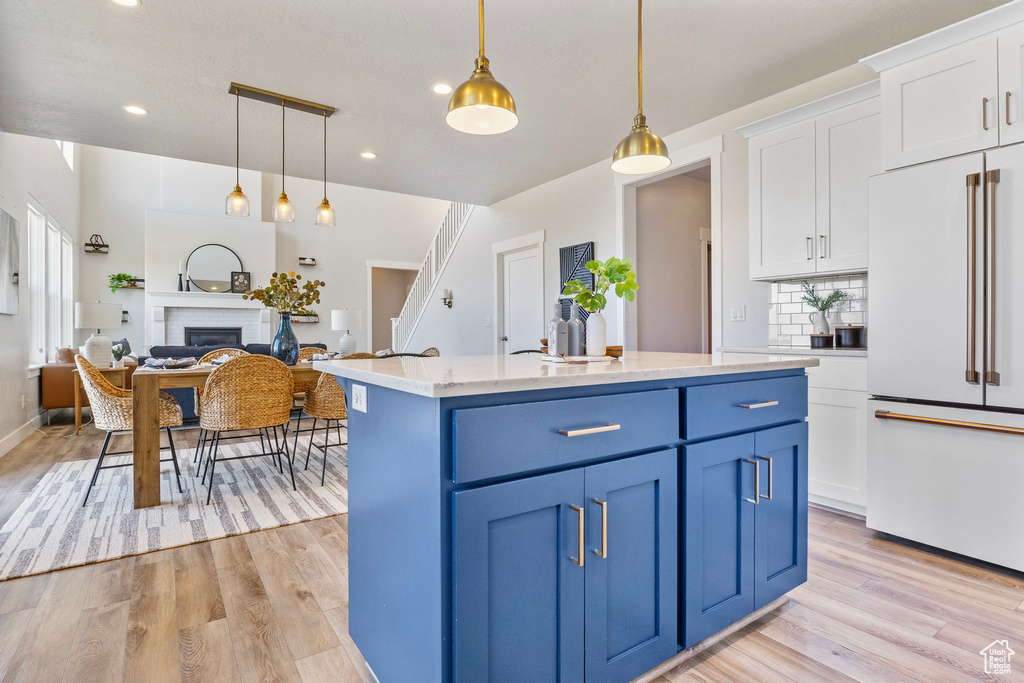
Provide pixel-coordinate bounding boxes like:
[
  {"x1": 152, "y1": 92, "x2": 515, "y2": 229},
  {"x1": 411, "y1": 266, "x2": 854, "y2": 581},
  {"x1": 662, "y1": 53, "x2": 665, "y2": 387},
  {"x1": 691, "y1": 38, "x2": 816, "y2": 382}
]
[
  {"x1": 739, "y1": 400, "x2": 779, "y2": 410},
  {"x1": 593, "y1": 498, "x2": 608, "y2": 558},
  {"x1": 570, "y1": 504, "x2": 584, "y2": 567},
  {"x1": 559, "y1": 424, "x2": 621, "y2": 437}
]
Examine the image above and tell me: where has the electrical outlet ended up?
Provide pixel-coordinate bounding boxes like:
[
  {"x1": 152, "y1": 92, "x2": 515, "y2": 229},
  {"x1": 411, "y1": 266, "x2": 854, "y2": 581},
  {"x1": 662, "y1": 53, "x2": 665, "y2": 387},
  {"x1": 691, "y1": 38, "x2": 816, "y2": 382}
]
[
  {"x1": 730, "y1": 306, "x2": 746, "y2": 322},
  {"x1": 351, "y1": 384, "x2": 367, "y2": 413},
  {"x1": 484, "y1": 317, "x2": 491, "y2": 327}
]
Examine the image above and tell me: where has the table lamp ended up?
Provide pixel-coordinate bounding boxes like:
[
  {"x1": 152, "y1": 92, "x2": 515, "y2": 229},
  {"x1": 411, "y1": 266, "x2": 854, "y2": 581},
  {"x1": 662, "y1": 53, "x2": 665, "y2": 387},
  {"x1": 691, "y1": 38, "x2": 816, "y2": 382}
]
[
  {"x1": 75, "y1": 302, "x2": 122, "y2": 368},
  {"x1": 331, "y1": 309, "x2": 361, "y2": 356}
]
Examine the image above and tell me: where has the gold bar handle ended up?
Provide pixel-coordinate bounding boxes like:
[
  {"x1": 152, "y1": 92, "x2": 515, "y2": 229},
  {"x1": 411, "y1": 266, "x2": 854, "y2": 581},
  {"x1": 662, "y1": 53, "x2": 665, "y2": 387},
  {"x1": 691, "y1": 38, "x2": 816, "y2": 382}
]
[
  {"x1": 1008, "y1": 91, "x2": 1013, "y2": 126},
  {"x1": 758, "y1": 456, "x2": 774, "y2": 500},
  {"x1": 570, "y1": 504, "x2": 584, "y2": 567},
  {"x1": 744, "y1": 459, "x2": 760, "y2": 505},
  {"x1": 559, "y1": 424, "x2": 621, "y2": 437},
  {"x1": 875, "y1": 410, "x2": 1024, "y2": 436},
  {"x1": 593, "y1": 498, "x2": 608, "y2": 558},
  {"x1": 983, "y1": 97, "x2": 990, "y2": 130},
  {"x1": 966, "y1": 173, "x2": 980, "y2": 384},
  {"x1": 986, "y1": 169, "x2": 1000, "y2": 385},
  {"x1": 739, "y1": 400, "x2": 779, "y2": 410}
]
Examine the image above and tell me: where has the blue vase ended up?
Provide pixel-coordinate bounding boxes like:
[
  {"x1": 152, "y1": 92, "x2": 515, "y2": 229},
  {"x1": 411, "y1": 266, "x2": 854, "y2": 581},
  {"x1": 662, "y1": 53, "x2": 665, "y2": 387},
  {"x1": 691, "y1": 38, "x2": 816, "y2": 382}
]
[{"x1": 271, "y1": 311, "x2": 299, "y2": 365}]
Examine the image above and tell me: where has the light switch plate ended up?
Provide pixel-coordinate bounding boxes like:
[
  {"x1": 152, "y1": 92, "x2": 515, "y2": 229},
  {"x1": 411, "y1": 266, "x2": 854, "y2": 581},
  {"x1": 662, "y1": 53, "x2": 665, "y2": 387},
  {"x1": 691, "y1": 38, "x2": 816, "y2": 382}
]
[
  {"x1": 352, "y1": 384, "x2": 367, "y2": 413},
  {"x1": 730, "y1": 306, "x2": 746, "y2": 322}
]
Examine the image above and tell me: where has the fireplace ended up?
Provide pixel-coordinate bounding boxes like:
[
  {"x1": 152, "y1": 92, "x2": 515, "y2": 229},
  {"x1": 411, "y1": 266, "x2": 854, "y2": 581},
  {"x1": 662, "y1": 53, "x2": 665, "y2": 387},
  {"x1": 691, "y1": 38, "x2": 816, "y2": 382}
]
[{"x1": 184, "y1": 327, "x2": 243, "y2": 346}]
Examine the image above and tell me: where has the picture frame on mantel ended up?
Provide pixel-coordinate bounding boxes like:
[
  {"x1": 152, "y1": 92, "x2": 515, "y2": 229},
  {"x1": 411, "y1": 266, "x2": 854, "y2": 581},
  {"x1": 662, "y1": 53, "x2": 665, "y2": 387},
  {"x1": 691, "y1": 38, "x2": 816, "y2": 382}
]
[{"x1": 230, "y1": 271, "x2": 251, "y2": 294}]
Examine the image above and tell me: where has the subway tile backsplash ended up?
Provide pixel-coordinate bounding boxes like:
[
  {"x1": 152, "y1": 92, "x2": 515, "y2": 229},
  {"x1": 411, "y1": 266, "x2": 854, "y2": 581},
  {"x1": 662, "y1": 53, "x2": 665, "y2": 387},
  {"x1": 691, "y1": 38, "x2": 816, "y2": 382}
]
[{"x1": 768, "y1": 274, "x2": 868, "y2": 347}]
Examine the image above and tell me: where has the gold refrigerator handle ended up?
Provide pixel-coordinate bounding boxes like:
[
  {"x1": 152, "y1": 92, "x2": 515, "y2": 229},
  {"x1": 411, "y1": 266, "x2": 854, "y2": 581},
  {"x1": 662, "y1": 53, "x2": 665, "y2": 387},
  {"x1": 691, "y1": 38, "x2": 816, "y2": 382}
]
[
  {"x1": 966, "y1": 173, "x2": 980, "y2": 384},
  {"x1": 875, "y1": 410, "x2": 1024, "y2": 436},
  {"x1": 985, "y1": 169, "x2": 1001, "y2": 386}
]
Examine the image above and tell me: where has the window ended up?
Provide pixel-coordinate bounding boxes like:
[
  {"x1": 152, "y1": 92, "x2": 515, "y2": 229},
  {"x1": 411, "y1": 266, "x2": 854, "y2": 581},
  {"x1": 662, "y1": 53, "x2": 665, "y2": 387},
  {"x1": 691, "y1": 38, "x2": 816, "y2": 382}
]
[
  {"x1": 27, "y1": 198, "x2": 74, "y2": 364},
  {"x1": 53, "y1": 140, "x2": 74, "y2": 171}
]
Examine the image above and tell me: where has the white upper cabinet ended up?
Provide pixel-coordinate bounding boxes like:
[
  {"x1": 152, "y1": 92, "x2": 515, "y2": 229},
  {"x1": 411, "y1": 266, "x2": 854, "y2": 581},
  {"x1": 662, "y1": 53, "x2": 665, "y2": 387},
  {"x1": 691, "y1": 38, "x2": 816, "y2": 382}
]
[
  {"x1": 999, "y1": 25, "x2": 1024, "y2": 146},
  {"x1": 739, "y1": 82, "x2": 879, "y2": 281}
]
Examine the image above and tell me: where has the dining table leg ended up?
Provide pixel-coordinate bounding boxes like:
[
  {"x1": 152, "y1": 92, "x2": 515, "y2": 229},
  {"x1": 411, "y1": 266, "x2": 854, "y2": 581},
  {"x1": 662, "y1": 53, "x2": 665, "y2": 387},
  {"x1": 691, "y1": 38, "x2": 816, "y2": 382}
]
[{"x1": 132, "y1": 372, "x2": 161, "y2": 508}]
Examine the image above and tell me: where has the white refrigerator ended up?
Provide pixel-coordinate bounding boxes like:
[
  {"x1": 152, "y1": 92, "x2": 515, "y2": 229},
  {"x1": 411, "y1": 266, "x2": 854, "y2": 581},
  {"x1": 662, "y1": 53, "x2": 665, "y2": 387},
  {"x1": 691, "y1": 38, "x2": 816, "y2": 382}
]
[{"x1": 868, "y1": 144, "x2": 1024, "y2": 571}]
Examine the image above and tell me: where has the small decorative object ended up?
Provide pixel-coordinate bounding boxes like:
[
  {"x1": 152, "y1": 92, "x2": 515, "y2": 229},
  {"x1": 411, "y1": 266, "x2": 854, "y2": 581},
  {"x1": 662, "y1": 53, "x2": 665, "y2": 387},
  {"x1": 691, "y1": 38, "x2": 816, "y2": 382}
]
[
  {"x1": 332, "y1": 309, "x2": 361, "y2": 355},
  {"x1": 546, "y1": 303, "x2": 568, "y2": 357},
  {"x1": 441, "y1": 289, "x2": 453, "y2": 309},
  {"x1": 75, "y1": 302, "x2": 121, "y2": 368},
  {"x1": 835, "y1": 325, "x2": 866, "y2": 349},
  {"x1": 107, "y1": 273, "x2": 139, "y2": 293},
  {"x1": 567, "y1": 301, "x2": 584, "y2": 356},
  {"x1": 800, "y1": 281, "x2": 849, "y2": 336},
  {"x1": 111, "y1": 341, "x2": 128, "y2": 369},
  {"x1": 84, "y1": 234, "x2": 109, "y2": 254},
  {"x1": 177, "y1": 259, "x2": 184, "y2": 291},
  {"x1": 292, "y1": 312, "x2": 320, "y2": 324},
  {"x1": 562, "y1": 256, "x2": 638, "y2": 357},
  {"x1": 243, "y1": 271, "x2": 325, "y2": 365},
  {"x1": 298, "y1": 256, "x2": 317, "y2": 267},
  {"x1": 230, "y1": 271, "x2": 251, "y2": 294},
  {"x1": 810, "y1": 333, "x2": 834, "y2": 349},
  {"x1": 606, "y1": 345, "x2": 623, "y2": 359},
  {"x1": 121, "y1": 310, "x2": 129, "y2": 323}
]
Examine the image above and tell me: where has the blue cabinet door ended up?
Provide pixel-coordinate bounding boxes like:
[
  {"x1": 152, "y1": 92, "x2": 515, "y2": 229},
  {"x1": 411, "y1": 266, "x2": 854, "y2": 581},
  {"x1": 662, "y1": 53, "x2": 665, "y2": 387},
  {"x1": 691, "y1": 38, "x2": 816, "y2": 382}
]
[
  {"x1": 682, "y1": 433, "x2": 757, "y2": 648},
  {"x1": 754, "y1": 422, "x2": 808, "y2": 607},
  {"x1": 453, "y1": 469, "x2": 585, "y2": 683},
  {"x1": 583, "y1": 449, "x2": 678, "y2": 683}
]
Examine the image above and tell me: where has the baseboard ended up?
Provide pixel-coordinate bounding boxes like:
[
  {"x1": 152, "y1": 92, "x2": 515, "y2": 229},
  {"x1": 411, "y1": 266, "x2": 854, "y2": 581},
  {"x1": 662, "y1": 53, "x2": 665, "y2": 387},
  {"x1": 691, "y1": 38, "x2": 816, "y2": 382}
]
[
  {"x1": 0, "y1": 412, "x2": 46, "y2": 459},
  {"x1": 809, "y1": 495, "x2": 866, "y2": 519}
]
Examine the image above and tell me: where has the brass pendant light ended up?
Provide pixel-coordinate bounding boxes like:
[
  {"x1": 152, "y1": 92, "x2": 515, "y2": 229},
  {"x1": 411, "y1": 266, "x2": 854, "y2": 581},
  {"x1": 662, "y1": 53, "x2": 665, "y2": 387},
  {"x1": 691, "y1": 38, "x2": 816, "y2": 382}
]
[
  {"x1": 611, "y1": 0, "x2": 671, "y2": 174},
  {"x1": 225, "y1": 89, "x2": 250, "y2": 217},
  {"x1": 272, "y1": 101, "x2": 296, "y2": 223},
  {"x1": 314, "y1": 111, "x2": 336, "y2": 227},
  {"x1": 446, "y1": 0, "x2": 518, "y2": 135}
]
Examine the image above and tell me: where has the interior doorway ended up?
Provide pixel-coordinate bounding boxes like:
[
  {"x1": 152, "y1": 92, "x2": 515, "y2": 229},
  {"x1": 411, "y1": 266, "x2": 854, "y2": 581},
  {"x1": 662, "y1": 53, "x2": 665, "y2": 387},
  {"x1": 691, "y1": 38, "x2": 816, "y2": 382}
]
[
  {"x1": 492, "y1": 231, "x2": 545, "y2": 355},
  {"x1": 366, "y1": 261, "x2": 419, "y2": 351}
]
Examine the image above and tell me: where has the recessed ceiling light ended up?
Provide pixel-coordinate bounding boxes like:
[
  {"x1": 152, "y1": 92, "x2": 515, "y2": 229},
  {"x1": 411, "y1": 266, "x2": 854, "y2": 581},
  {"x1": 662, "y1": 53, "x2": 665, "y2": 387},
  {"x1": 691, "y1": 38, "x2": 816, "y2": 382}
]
[
  {"x1": 360, "y1": 152, "x2": 377, "y2": 159},
  {"x1": 122, "y1": 105, "x2": 148, "y2": 115},
  {"x1": 112, "y1": 0, "x2": 140, "y2": 6},
  {"x1": 432, "y1": 83, "x2": 453, "y2": 95}
]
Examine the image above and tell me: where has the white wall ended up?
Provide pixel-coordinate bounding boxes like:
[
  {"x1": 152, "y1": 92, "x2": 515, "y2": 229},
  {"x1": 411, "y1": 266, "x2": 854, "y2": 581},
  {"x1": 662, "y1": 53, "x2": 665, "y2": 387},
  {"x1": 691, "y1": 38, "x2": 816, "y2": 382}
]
[
  {"x1": 407, "y1": 64, "x2": 875, "y2": 356},
  {"x1": 0, "y1": 131, "x2": 81, "y2": 453},
  {"x1": 635, "y1": 172, "x2": 711, "y2": 352}
]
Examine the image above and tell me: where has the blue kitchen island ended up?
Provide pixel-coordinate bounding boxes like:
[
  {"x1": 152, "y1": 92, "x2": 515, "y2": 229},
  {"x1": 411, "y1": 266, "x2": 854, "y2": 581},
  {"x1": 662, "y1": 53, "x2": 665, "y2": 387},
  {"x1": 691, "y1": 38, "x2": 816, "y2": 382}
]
[{"x1": 315, "y1": 351, "x2": 818, "y2": 683}]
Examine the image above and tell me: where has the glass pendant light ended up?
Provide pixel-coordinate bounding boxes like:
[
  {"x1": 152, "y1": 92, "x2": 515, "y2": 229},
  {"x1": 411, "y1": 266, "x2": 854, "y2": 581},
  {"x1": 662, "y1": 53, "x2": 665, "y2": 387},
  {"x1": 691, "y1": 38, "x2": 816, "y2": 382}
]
[
  {"x1": 225, "y1": 90, "x2": 250, "y2": 216},
  {"x1": 314, "y1": 111, "x2": 336, "y2": 227},
  {"x1": 446, "y1": 0, "x2": 518, "y2": 135},
  {"x1": 611, "y1": 0, "x2": 671, "y2": 174},
  {"x1": 272, "y1": 102, "x2": 295, "y2": 223}
]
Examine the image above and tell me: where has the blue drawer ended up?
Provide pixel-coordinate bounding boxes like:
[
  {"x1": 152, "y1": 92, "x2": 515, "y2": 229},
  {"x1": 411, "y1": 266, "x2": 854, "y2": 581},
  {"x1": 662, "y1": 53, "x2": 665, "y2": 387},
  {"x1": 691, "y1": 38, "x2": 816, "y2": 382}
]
[
  {"x1": 453, "y1": 389, "x2": 679, "y2": 483},
  {"x1": 683, "y1": 375, "x2": 806, "y2": 440}
]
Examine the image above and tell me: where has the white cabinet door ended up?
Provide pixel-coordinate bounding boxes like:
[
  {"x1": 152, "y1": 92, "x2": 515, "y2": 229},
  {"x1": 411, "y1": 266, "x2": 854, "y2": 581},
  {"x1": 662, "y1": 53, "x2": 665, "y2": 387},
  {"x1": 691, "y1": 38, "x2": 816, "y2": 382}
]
[
  {"x1": 807, "y1": 388, "x2": 867, "y2": 515},
  {"x1": 814, "y1": 97, "x2": 881, "y2": 274},
  {"x1": 748, "y1": 120, "x2": 816, "y2": 280},
  {"x1": 880, "y1": 37, "x2": 998, "y2": 170},
  {"x1": 998, "y1": 25, "x2": 1024, "y2": 146},
  {"x1": 868, "y1": 153, "x2": 985, "y2": 405}
]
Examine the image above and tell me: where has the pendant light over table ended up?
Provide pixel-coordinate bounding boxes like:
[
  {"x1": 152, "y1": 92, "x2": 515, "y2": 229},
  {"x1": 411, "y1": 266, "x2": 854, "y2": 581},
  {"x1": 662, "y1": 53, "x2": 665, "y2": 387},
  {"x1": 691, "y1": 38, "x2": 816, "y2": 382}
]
[
  {"x1": 611, "y1": 0, "x2": 671, "y2": 174},
  {"x1": 225, "y1": 89, "x2": 250, "y2": 216},
  {"x1": 315, "y1": 110, "x2": 336, "y2": 227},
  {"x1": 272, "y1": 101, "x2": 296, "y2": 223}
]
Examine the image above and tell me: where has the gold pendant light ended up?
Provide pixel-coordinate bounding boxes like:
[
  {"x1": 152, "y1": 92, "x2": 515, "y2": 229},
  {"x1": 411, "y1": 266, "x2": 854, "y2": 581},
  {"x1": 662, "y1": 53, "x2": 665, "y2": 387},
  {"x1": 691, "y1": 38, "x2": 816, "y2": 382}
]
[
  {"x1": 272, "y1": 101, "x2": 295, "y2": 223},
  {"x1": 225, "y1": 89, "x2": 250, "y2": 216},
  {"x1": 611, "y1": 0, "x2": 670, "y2": 174},
  {"x1": 315, "y1": 110, "x2": 336, "y2": 227},
  {"x1": 446, "y1": 0, "x2": 518, "y2": 135}
]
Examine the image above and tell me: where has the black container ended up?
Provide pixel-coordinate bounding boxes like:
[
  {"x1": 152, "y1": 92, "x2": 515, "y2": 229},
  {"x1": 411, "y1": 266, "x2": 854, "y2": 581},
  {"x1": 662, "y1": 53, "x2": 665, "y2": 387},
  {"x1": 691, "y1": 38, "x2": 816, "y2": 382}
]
[
  {"x1": 835, "y1": 325, "x2": 865, "y2": 349},
  {"x1": 810, "y1": 333, "x2": 834, "y2": 349}
]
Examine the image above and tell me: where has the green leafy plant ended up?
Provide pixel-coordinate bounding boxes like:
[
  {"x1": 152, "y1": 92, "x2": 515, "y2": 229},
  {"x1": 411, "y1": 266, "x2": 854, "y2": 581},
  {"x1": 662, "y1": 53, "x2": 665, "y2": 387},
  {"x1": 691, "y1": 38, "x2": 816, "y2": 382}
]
[
  {"x1": 800, "y1": 280, "x2": 849, "y2": 312},
  {"x1": 242, "y1": 271, "x2": 325, "y2": 314},
  {"x1": 561, "y1": 257, "x2": 639, "y2": 313},
  {"x1": 108, "y1": 273, "x2": 135, "y2": 293},
  {"x1": 111, "y1": 343, "x2": 128, "y2": 362}
]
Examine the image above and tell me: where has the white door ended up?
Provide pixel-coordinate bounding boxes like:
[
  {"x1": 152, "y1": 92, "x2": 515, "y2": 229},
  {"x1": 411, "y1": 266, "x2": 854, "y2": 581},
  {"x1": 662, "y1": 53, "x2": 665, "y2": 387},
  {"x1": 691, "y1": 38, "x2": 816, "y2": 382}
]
[
  {"x1": 880, "y1": 36, "x2": 998, "y2": 170},
  {"x1": 814, "y1": 97, "x2": 881, "y2": 274},
  {"x1": 868, "y1": 153, "x2": 985, "y2": 405},
  {"x1": 748, "y1": 119, "x2": 816, "y2": 280},
  {"x1": 998, "y1": 25, "x2": 1024, "y2": 146},
  {"x1": 807, "y1": 387, "x2": 868, "y2": 515},
  {"x1": 500, "y1": 247, "x2": 543, "y2": 354}
]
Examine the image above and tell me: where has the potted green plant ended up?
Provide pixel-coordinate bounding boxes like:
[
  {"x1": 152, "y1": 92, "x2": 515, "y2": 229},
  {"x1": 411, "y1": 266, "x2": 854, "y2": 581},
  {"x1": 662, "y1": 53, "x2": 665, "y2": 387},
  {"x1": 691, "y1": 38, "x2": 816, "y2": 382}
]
[
  {"x1": 800, "y1": 280, "x2": 849, "y2": 334},
  {"x1": 561, "y1": 257, "x2": 639, "y2": 356},
  {"x1": 107, "y1": 273, "x2": 137, "y2": 293},
  {"x1": 111, "y1": 342, "x2": 128, "y2": 369},
  {"x1": 242, "y1": 271, "x2": 325, "y2": 365}
]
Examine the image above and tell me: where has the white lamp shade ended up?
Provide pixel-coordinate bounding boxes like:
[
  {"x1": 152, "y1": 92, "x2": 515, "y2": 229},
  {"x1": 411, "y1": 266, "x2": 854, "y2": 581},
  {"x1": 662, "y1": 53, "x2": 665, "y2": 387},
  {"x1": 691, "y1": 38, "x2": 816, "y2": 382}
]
[
  {"x1": 331, "y1": 309, "x2": 361, "y2": 331},
  {"x1": 75, "y1": 302, "x2": 122, "y2": 330}
]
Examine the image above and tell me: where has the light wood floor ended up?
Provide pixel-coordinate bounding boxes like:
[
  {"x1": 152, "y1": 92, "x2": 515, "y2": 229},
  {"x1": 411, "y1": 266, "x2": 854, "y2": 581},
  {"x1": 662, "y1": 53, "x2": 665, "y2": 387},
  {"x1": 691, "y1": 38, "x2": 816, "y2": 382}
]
[{"x1": 1, "y1": 414, "x2": 1023, "y2": 682}]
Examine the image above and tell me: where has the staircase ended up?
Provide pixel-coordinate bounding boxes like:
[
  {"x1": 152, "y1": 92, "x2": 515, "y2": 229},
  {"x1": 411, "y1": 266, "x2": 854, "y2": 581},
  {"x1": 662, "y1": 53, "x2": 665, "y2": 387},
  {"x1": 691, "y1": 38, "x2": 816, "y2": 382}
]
[{"x1": 390, "y1": 201, "x2": 474, "y2": 352}]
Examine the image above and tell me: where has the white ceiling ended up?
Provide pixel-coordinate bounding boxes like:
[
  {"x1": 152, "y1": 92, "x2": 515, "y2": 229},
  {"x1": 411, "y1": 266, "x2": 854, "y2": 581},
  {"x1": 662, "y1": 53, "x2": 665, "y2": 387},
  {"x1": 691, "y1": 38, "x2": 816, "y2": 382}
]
[{"x1": 0, "y1": 0, "x2": 1009, "y2": 205}]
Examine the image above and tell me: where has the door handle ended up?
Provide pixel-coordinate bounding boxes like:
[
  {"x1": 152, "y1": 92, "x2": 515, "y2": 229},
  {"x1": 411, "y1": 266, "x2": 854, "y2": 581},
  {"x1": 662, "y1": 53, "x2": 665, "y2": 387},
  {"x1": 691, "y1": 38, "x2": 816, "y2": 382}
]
[
  {"x1": 1008, "y1": 91, "x2": 1013, "y2": 126},
  {"x1": 805, "y1": 236, "x2": 813, "y2": 260},
  {"x1": 985, "y1": 169, "x2": 1000, "y2": 385},
  {"x1": 744, "y1": 459, "x2": 760, "y2": 505},
  {"x1": 983, "y1": 97, "x2": 990, "y2": 131},
  {"x1": 593, "y1": 498, "x2": 608, "y2": 558},
  {"x1": 559, "y1": 424, "x2": 621, "y2": 437},
  {"x1": 819, "y1": 235, "x2": 826, "y2": 259},
  {"x1": 500, "y1": 335, "x2": 508, "y2": 342},
  {"x1": 966, "y1": 173, "x2": 980, "y2": 384},
  {"x1": 758, "y1": 456, "x2": 774, "y2": 501},
  {"x1": 570, "y1": 504, "x2": 584, "y2": 567},
  {"x1": 739, "y1": 400, "x2": 779, "y2": 410}
]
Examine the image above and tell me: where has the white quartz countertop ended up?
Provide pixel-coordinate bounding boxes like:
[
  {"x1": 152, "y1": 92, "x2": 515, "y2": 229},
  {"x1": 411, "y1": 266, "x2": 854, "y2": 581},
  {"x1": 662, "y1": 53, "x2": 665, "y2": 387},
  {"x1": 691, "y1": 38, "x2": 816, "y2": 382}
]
[
  {"x1": 313, "y1": 351, "x2": 820, "y2": 398},
  {"x1": 721, "y1": 345, "x2": 867, "y2": 358}
]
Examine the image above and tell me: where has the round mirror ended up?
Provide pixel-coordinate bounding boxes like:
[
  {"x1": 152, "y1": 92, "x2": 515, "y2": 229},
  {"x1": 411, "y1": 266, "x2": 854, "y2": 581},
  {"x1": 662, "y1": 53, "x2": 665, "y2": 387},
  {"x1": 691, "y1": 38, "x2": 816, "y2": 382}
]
[{"x1": 186, "y1": 244, "x2": 243, "y2": 293}]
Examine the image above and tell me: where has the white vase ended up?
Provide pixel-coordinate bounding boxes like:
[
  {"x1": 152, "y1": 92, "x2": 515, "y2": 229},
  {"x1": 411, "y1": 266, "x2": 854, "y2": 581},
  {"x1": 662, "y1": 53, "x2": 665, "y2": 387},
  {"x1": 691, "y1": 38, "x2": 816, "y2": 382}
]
[
  {"x1": 112, "y1": 359, "x2": 125, "y2": 369},
  {"x1": 83, "y1": 333, "x2": 112, "y2": 368},
  {"x1": 808, "y1": 311, "x2": 830, "y2": 335},
  {"x1": 585, "y1": 310, "x2": 607, "y2": 357}
]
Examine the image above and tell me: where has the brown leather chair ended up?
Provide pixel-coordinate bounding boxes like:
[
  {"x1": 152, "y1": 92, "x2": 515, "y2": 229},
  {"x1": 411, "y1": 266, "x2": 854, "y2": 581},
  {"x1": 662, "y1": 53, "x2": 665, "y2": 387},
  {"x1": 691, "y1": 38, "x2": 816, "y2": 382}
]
[{"x1": 41, "y1": 348, "x2": 137, "y2": 411}]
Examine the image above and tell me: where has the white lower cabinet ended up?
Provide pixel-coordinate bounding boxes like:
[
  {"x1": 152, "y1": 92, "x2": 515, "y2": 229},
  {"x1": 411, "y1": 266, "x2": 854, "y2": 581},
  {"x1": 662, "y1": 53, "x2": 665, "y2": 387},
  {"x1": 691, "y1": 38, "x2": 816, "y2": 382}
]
[{"x1": 807, "y1": 386, "x2": 867, "y2": 515}]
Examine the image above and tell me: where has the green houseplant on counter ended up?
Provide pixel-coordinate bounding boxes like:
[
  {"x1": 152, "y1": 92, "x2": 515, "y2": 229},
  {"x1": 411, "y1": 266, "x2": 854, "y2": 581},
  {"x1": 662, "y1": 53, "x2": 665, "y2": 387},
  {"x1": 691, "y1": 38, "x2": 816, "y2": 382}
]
[
  {"x1": 800, "y1": 280, "x2": 849, "y2": 335},
  {"x1": 242, "y1": 271, "x2": 325, "y2": 365},
  {"x1": 561, "y1": 257, "x2": 638, "y2": 356}
]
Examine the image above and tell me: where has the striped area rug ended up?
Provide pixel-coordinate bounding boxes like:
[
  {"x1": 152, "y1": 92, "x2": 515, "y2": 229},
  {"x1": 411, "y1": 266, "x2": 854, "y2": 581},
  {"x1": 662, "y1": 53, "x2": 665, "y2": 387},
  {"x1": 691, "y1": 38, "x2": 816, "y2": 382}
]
[{"x1": 0, "y1": 436, "x2": 348, "y2": 581}]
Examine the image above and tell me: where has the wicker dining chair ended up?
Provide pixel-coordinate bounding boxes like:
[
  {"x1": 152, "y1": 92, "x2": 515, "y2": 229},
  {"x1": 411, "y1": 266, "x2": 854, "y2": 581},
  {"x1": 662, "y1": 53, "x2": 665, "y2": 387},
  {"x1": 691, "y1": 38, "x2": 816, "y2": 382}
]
[
  {"x1": 197, "y1": 355, "x2": 295, "y2": 504},
  {"x1": 344, "y1": 352, "x2": 379, "y2": 360},
  {"x1": 74, "y1": 355, "x2": 184, "y2": 506},
  {"x1": 192, "y1": 348, "x2": 250, "y2": 465},
  {"x1": 297, "y1": 372, "x2": 350, "y2": 485}
]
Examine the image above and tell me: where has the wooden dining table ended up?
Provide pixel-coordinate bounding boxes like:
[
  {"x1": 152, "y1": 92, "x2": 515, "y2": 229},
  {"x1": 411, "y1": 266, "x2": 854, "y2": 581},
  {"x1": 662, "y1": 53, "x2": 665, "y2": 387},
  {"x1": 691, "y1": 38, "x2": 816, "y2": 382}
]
[{"x1": 131, "y1": 362, "x2": 322, "y2": 509}]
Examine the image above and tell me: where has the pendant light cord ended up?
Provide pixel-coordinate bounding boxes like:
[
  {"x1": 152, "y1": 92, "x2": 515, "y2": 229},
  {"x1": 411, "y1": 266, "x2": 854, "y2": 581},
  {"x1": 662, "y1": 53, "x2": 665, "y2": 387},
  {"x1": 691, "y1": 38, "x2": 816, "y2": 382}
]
[
  {"x1": 235, "y1": 91, "x2": 240, "y2": 186},
  {"x1": 323, "y1": 111, "x2": 328, "y2": 199},
  {"x1": 637, "y1": 0, "x2": 643, "y2": 115},
  {"x1": 478, "y1": 0, "x2": 485, "y2": 57},
  {"x1": 281, "y1": 101, "x2": 286, "y2": 193}
]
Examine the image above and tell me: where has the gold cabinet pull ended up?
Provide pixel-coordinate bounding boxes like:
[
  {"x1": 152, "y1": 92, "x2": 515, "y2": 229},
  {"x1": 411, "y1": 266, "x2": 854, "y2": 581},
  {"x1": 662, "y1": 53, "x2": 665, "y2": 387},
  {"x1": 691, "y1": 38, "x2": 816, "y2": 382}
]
[
  {"x1": 570, "y1": 504, "x2": 584, "y2": 567},
  {"x1": 966, "y1": 173, "x2": 980, "y2": 384},
  {"x1": 758, "y1": 456, "x2": 774, "y2": 500},
  {"x1": 1008, "y1": 91, "x2": 1013, "y2": 126},
  {"x1": 593, "y1": 498, "x2": 608, "y2": 558},
  {"x1": 744, "y1": 459, "x2": 760, "y2": 505},
  {"x1": 559, "y1": 424, "x2": 621, "y2": 437},
  {"x1": 739, "y1": 400, "x2": 779, "y2": 409},
  {"x1": 985, "y1": 169, "x2": 1000, "y2": 385},
  {"x1": 983, "y1": 97, "x2": 990, "y2": 130}
]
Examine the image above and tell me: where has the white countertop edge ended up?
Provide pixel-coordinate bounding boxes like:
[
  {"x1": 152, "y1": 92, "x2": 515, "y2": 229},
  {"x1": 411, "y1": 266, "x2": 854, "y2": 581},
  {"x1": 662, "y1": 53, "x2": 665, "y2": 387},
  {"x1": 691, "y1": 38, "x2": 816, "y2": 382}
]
[
  {"x1": 721, "y1": 345, "x2": 867, "y2": 358},
  {"x1": 313, "y1": 354, "x2": 820, "y2": 398}
]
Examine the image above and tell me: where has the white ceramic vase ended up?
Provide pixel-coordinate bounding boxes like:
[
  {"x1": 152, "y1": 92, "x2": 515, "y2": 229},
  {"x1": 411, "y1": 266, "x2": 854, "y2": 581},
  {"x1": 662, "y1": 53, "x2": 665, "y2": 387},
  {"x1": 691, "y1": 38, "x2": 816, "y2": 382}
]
[
  {"x1": 112, "y1": 359, "x2": 125, "y2": 369},
  {"x1": 808, "y1": 311, "x2": 830, "y2": 335},
  {"x1": 83, "y1": 333, "x2": 112, "y2": 368},
  {"x1": 585, "y1": 310, "x2": 607, "y2": 357}
]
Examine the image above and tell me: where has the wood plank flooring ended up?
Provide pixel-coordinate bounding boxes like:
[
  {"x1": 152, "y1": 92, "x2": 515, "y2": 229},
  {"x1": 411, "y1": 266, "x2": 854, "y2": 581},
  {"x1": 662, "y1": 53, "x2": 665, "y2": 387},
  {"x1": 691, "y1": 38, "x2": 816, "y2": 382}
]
[{"x1": 2, "y1": 414, "x2": 1024, "y2": 681}]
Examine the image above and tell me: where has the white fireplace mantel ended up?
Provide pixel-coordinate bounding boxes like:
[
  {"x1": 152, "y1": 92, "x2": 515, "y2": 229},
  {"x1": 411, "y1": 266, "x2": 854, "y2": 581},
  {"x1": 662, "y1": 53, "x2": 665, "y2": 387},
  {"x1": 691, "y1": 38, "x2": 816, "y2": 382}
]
[{"x1": 145, "y1": 290, "x2": 271, "y2": 348}]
